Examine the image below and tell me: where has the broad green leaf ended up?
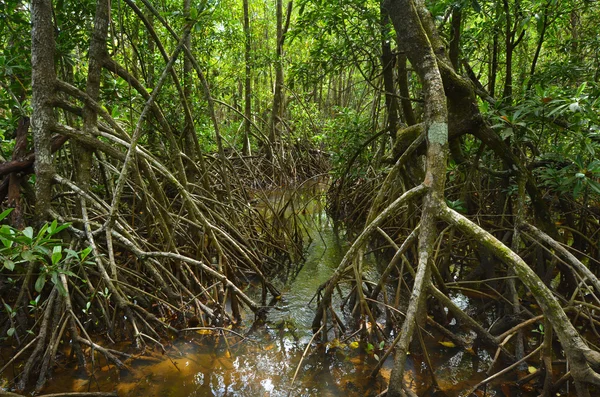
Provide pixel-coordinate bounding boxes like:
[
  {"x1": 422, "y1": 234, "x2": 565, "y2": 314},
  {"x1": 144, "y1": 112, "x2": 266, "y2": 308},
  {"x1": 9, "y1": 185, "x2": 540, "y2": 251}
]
[
  {"x1": 7, "y1": 327, "x2": 15, "y2": 337},
  {"x1": 33, "y1": 245, "x2": 51, "y2": 256},
  {"x1": 65, "y1": 249, "x2": 79, "y2": 259},
  {"x1": 23, "y1": 227, "x2": 33, "y2": 240},
  {"x1": 3, "y1": 259, "x2": 14, "y2": 271},
  {"x1": 21, "y1": 250, "x2": 35, "y2": 262},
  {"x1": 51, "y1": 245, "x2": 62, "y2": 265},
  {"x1": 1, "y1": 237, "x2": 12, "y2": 249},
  {"x1": 35, "y1": 273, "x2": 46, "y2": 293}
]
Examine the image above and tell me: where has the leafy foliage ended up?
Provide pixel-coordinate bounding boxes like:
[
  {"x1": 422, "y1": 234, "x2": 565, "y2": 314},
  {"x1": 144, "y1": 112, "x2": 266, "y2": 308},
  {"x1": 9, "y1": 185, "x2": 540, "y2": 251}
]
[{"x1": 0, "y1": 209, "x2": 92, "y2": 297}]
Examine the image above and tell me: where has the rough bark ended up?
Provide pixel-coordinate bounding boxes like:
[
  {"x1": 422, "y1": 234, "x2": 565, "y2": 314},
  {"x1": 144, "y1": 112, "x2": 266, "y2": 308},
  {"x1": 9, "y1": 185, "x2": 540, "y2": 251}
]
[
  {"x1": 397, "y1": 53, "x2": 416, "y2": 126},
  {"x1": 449, "y1": 5, "x2": 462, "y2": 71},
  {"x1": 76, "y1": 0, "x2": 109, "y2": 192},
  {"x1": 31, "y1": 0, "x2": 57, "y2": 219},
  {"x1": 384, "y1": 0, "x2": 448, "y2": 395},
  {"x1": 7, "y1": 118, "x2": 29, "y2": 229},
  {"x1": 380, "y1": 6, "x2": 399, "y2": 134}
]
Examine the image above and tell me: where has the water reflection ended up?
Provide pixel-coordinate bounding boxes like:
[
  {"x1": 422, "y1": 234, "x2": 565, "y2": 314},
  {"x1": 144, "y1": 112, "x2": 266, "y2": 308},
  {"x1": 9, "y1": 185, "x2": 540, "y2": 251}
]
[{"x1": 36, "y1": 190, "x2": 542, "y2": 397}]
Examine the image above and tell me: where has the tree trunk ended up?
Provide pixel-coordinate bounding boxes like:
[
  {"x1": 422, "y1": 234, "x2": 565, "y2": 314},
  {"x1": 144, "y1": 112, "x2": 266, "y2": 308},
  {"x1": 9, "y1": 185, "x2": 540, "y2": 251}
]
[
  {"x1": 182, "y1": 0, "x2": 198, "y2": 166},
  {"x1": 243, "y1": 0, "x2": 252, "y2": 156},
  {"x1": 380, "y1": 6, "x2": 399, "y2": 135},
  {"x1": 269, "y1": 0, "x2": 285, "y2": 148},
  {"x1": 449, "y1": 5, "x2": 462, "y2": 71},
  {"x1": 78, "y1": 0, "x2": 110, "y2": 192},
  {"x1": 396, "y1": 53, "x2": 416, "y2": 126},
  {"x1": 382, "y1": 0, "x2": 600, "y2": 393},
  {"x1": 384, "y1": 0, "x2": 448, "y2": 395},
  {"x1": 527, "y1": 1, "x2": 550, "y2": 89},
  {"x1": 502, "y1": 0, "x2": 514, "y2": 101},
  {"x1": 31, "y1": 0, "x2": 57, "y2": 220},
  {"x1": 489, "y1": 24, "x2": 498, "y2": 97}
]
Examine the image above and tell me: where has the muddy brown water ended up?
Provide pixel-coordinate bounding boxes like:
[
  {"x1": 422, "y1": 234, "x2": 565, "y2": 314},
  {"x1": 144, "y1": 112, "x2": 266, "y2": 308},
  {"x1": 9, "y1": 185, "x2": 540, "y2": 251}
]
[{"x1": 2, "y1": 190, "x2": 568, "y2": 396}]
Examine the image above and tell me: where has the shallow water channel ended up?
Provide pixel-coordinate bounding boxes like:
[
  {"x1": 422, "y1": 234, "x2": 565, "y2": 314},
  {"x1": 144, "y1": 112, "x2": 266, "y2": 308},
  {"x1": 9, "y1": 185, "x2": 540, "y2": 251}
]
[{"x1": 35, "y1": 190, "x2": 544, "y2": 397}]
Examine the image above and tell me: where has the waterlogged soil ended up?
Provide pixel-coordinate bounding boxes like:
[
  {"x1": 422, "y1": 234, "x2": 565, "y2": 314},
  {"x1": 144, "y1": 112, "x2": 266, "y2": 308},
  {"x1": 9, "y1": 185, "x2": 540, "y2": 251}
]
[
  {"x1": 40, "y1": 205, "x2": 396, "y2": 397},
  {"x1": 2, "y1": 190, "x2": 568, "y2": 396}
]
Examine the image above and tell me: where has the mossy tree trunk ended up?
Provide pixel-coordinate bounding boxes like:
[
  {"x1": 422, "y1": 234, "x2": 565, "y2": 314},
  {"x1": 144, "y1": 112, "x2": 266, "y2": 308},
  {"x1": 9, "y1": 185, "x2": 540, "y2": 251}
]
[
  {"x1": 381, "y1": 0, "x2": 600, "y2": 395},
  {"x1": 383, "y1": 0, "x2": 448, "y2": 395},
  {"x1": 31, "y1": 0, "x2": 56, "y2": 220}
]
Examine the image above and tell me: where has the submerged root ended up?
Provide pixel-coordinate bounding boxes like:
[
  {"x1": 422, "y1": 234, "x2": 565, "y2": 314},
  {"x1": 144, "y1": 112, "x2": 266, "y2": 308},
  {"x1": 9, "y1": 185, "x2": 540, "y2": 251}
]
[{"x1": 0, "y1": 118, "x2": 319, "y2": 392}]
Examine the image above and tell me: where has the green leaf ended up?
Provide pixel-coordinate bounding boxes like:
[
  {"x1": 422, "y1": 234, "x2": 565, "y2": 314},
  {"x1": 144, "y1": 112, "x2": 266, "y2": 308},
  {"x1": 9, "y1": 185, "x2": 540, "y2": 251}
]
[
  {"x1": 65, "y1": 249, "x2": 79, "y2": 260},
  {"x1": 588, "y1": 179, "x2": 600, "y2": 195},
  {"x1": 51, "y1": 245, "x2": 62, "y2": 266},
  {"x1": 21, "y1": 250, "x2": 35, "y2": 262},
  {"x1": 50, "y1": 272, "x2": 68, "y2": 296},
  {"x1": 80, "y1": 246, "x2": 92, "y2": 262},
  {"x1": 500, "y1": 128, "x2": 514, "y2": 140},
  {"x1": 3, "y1": 259, "x2": 14, "y2": 271},
  {"x1": 0, "y1": 208, "x2": 14, "y2": 222},
  {"x1": 23, "y1": 226, "x2": 33, "y2": 240},
  {"x1": 48, "y1": 223, "x2": 70, "y2": 237},
  {"x1": 37, "y1": 223, "x2": 49, "y2": 239},
  {"x1": 35, "y1": 273, "x2": 46, "y2": 293},
  {"x1": 48, "y1": 219, "x2": 57, "y2": 234},
  {"x1": 573, "y1": 180, "x2": 584, "y2": 198},
  {"x1": 366, "y1": 343, "x2": 374, "y2": 353},
  {"x1": 585, "y1": 142, "x2": 596, "y2": 157},
  {"x1": 536, "y1": 14, "x2": 544, "y2": 34},
  {"x1": 62, "y1": 270, "x2": 78, "y2": 278},
  {"x1": 7, "y1": 327, "x2": 15, "y2": 337}
]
